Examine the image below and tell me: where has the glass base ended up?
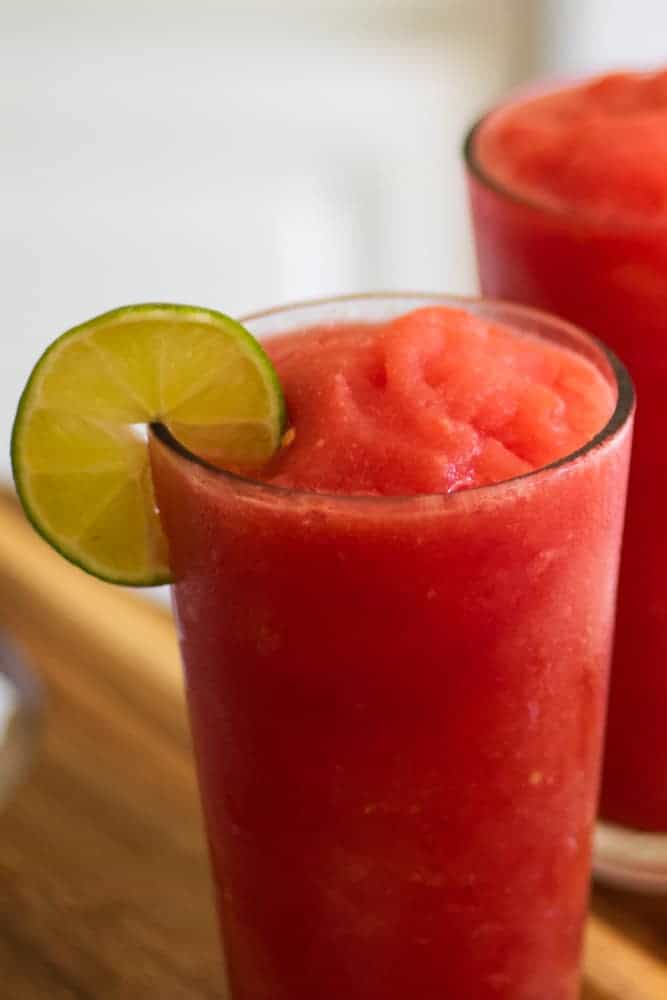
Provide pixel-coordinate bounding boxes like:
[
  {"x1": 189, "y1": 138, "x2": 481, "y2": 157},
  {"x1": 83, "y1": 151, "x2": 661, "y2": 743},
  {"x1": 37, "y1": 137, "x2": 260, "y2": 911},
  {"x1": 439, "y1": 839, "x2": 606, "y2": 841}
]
[
  {"x1": 0, "y1": 636, "x2": 43, "y2": 808},
  {"x1": 594, "y1": 819, "x2": 667, "y2": 893}
]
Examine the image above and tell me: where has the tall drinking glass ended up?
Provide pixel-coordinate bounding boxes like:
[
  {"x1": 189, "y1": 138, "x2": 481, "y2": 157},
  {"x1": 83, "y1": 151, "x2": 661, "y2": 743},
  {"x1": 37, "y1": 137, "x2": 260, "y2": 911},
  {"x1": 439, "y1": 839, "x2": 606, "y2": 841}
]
[
  {"x1": 465, "y1": 84, "x2": 667, "y2": 890},
  {"x1": 149, "y1": 294, "x2": 633, "y2": 998}
]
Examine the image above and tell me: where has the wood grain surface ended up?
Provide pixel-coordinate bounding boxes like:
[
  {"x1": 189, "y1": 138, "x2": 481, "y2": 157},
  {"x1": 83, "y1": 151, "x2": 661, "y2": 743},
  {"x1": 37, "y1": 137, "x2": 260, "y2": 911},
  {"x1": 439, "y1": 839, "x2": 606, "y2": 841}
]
[{"x1": 0, "y1": 489, "x2": 665, "y2": 999}]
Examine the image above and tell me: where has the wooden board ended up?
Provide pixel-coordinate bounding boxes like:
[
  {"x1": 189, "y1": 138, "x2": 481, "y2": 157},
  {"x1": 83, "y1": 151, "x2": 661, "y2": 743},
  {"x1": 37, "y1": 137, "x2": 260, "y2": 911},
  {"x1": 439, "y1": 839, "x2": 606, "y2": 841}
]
[{"x1": 0, "y1": 489, "x2": 665, "y2": 999}]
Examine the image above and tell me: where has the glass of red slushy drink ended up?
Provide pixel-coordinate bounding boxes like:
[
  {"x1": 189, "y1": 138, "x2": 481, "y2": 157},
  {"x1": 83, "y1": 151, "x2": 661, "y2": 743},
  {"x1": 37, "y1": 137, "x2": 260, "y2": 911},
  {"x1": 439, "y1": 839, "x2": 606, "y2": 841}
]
[
  {"x1": 150, "y1": 294, "x2": 633, "y2": 997},
  {"x1": 465, "y1": 70, "x2": 667, "y2": 890}
]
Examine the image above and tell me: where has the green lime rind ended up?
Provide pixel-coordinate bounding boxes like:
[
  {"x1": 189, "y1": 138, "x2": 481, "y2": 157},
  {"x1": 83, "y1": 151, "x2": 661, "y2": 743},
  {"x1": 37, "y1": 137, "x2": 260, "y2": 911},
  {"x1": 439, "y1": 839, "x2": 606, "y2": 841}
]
[{"x1": 11, "y1": 303, "x2": 287, "y2": 586}]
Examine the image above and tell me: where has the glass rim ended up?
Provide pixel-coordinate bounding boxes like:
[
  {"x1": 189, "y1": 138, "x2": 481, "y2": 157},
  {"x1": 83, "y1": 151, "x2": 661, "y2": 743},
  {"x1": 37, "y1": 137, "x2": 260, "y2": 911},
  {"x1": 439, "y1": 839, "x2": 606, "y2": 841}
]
[
  {"x1": 151, "y1": 291, "x2": 635, "y2": 507},
  {"x1": 463, "y1": 102, "x2": 667, "y2": 233}
]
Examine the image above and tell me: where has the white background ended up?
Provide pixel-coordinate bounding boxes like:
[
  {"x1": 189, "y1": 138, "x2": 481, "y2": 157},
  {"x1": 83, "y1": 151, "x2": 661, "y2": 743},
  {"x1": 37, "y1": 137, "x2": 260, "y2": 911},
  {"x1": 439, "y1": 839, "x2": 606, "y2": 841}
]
[
  {"x1": 3, "y1": 0, "x2": 536, "y2": 482},
  {"x1": 2, "y1": 0, "x2": 666, "y2": 487}
]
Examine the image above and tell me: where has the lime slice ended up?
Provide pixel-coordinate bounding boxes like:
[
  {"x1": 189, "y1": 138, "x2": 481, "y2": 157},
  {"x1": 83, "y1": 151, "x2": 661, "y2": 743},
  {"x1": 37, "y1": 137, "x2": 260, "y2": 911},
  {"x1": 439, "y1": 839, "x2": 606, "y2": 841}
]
[{"x1": 11, "y1": 303, "x2": 286, "y2": 585}]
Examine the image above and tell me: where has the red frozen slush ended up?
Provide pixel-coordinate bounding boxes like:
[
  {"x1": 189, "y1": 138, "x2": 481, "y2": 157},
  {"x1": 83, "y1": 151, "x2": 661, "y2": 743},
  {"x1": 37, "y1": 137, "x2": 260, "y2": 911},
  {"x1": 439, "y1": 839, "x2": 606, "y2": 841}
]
[{"x1": 150, "y1": 299, "x2": 632, "y2": 998}]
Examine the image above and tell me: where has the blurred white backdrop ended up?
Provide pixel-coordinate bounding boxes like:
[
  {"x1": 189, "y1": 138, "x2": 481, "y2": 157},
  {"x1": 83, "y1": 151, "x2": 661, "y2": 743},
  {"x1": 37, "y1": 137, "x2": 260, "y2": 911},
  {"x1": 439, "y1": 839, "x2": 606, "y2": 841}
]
[
  {"x1": 538, "y1": 0, "x2": 667, "y2": 73},
  {"x1": 3, "y1": 0, "x2": 537, "y2": 482},
  {"x1": 2, "y1": 0, "x2": 666, "y2": 493}
]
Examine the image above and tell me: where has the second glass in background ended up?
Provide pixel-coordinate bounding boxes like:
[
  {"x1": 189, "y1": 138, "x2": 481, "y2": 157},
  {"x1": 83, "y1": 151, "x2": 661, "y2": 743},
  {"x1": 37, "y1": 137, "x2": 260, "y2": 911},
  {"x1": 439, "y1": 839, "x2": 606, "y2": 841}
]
[{"x1": 464, "y1": 72, "x2": 667, "y2": 890}]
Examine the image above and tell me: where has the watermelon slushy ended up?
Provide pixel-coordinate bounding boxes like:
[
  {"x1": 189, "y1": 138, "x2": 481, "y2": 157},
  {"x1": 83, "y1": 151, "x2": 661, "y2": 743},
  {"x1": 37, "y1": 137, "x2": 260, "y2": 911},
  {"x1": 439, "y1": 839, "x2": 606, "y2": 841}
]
[
  {"x1": 466, "y1": 70, "x2": 667, "y2": 886},
  {"x1": 150, "y1": 296, "x2": 633, "y2": 999}
]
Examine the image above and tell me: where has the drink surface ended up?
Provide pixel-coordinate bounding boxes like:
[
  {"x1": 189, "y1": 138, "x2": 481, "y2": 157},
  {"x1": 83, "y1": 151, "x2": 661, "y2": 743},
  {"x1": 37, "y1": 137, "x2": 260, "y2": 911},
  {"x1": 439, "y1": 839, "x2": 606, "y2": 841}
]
[
  {"x1": 150, "y1": 302, "x2": 630, "y2": 999},
  {"x1": 468, "y1": 69, "x2": 667, "y2": 833},
  {"x1": 253, "y1": 306, "x2": 613, "y2": 495},
  {"x1": 475, "y1": 70, "x2": 667, "y2": 222}
]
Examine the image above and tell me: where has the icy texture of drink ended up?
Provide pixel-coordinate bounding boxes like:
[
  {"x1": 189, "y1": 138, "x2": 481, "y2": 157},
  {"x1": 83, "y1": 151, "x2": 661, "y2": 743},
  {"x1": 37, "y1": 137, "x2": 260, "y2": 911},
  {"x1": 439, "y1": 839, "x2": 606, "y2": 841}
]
[{"x1": 150, "y1": 296, "x2": 633, "y2": 997}]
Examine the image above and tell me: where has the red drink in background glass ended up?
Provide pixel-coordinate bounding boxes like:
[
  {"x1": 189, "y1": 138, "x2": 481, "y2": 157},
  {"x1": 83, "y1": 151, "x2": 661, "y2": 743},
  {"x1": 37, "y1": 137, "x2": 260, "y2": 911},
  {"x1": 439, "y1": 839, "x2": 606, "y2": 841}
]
[
  {"x1": 149, "y1": 295, "x2": 633, "y2": 998},
  {"x1": 465, "y1": 71, "x2": 667, "y2": 889}
]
